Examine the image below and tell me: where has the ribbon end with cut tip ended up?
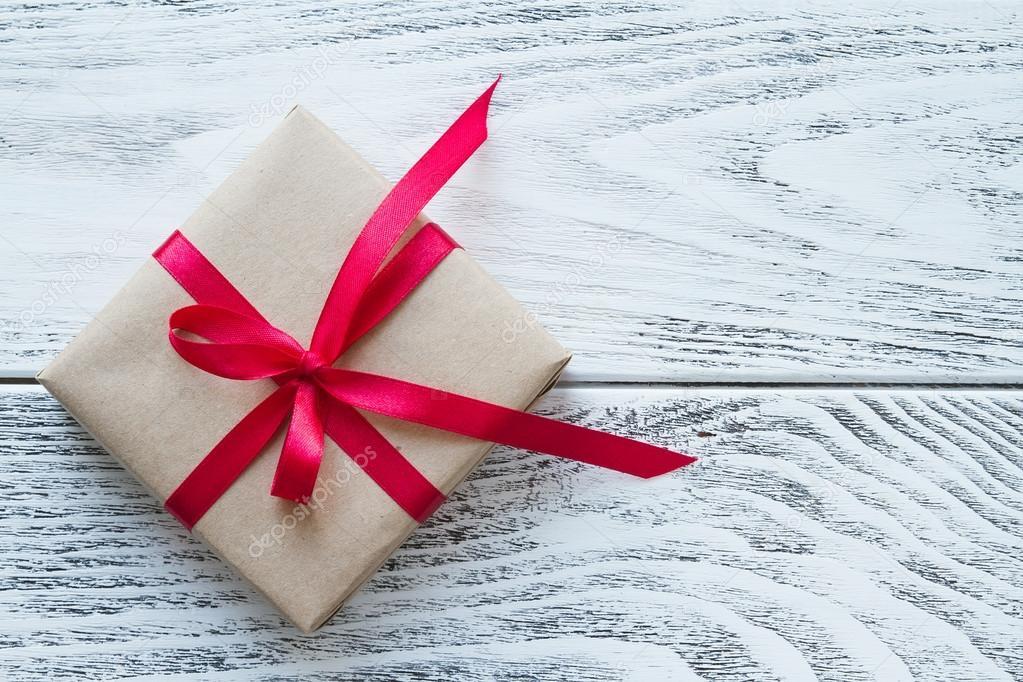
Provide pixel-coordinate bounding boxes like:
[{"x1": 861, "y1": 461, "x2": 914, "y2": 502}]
[{"x1": 638, "y1": 452, "x2": 698, "y2": 479}]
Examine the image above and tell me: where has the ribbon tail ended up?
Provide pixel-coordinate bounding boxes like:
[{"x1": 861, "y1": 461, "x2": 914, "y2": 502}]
[
  {"x1": 165, "y1": 383, "x2": 297, "y2": 529},
  {"x1": 310, "y1": 77, "x2": 500, "y2": 362},
  {"x1": 270, "y1": 381, "x2": 325, "y2": 503},
  {"x1": 322, "y1": 401, "x2": 446, "y2": 523},
  {"x1": 318, "y1": 370, "x2": 697, "y2": 478}
]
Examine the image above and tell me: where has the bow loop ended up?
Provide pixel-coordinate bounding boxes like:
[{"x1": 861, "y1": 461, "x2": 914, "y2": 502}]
[{"x1": 168, "y1": 304, "x2": 304, "y2": 380}]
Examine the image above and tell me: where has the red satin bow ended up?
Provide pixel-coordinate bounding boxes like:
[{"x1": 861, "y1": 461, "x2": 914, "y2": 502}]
[{"x1": 155, "y1": 77, "x2": 696, "y2": 530}]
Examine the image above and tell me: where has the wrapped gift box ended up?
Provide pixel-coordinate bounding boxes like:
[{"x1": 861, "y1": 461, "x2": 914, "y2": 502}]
[{"x1": 38, "y1": 104, "x2": 571, "y2": 632}]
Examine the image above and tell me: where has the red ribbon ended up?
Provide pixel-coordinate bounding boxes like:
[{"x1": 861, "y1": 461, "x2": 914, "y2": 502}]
[{"x1": 155, "y1": 77, "x2": 696, "y2": 530}]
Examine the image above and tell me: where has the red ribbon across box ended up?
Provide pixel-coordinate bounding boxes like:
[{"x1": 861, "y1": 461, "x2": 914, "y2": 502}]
[{"x1": 153, "y1": 77, "x2": 697, "y2": 530}]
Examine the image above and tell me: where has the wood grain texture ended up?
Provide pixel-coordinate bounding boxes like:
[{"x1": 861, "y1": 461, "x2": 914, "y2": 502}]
[
  {"x1": 2, "y1": 2, "x2": 1022, "y2": 680},
  {"x1": 2, "y1": 385, "x2": 1021, "y2": 681},
  {"x1": 0, "y1": 1, "x2": 1021, "y2": 380}
]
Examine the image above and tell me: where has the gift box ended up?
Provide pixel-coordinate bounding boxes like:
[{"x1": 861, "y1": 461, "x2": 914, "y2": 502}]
[
  {"x1": 39, "y1": 98, "x2": 572, "y2": 632},
  {"x1": 39, "y1": 81, "x2": 692, "y2": 632}
]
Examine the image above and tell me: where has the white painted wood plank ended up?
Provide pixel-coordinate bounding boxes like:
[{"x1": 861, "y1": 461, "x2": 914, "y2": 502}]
[
  {"x1": 1, "y1": 385, "x2": 1020, "y2": 680},
  {"x1": 1, "y1": 1, "x2": 1021, "y2": 380}
]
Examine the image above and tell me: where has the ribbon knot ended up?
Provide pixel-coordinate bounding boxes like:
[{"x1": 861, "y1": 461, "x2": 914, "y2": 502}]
[
  {"x1": 154, "y1": 77, "x2": 696, "y2": 531},
  {"x1": 296, "y1": 351, "x2": 326, "y2": 379}
]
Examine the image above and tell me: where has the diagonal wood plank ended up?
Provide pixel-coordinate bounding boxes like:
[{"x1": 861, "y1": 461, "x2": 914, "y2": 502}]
[
  {"x1": 1, "y1": 386, "x2": 1020, "y2": 680},
  {"x1": 0, "y1": 1, "x2": 1020, "y2": 380}
]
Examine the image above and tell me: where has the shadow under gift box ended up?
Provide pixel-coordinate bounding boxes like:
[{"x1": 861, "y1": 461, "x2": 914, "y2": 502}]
[{"x1": 37, "y1": 105, "x2": 571, "y2": 632}]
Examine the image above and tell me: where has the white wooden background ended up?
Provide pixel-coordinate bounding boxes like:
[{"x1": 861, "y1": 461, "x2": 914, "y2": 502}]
[{"x1": 1, "y1": 1, "x2": 1021, "y2": 680}]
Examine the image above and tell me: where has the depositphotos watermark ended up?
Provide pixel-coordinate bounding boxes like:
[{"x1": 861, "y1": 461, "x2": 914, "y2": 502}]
[
  {"x1": 247, "y1": 42, "x2": 351, "y2": 127},
  {"x1": 9, "y1": 231, "x2": 126, "y2": 332},
  {"x1": 248, "y1": 445, "x2": 377, "y2": 558},
  {"x1": 501, "y1": 230, "x2": 626, "y2": 344}
]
